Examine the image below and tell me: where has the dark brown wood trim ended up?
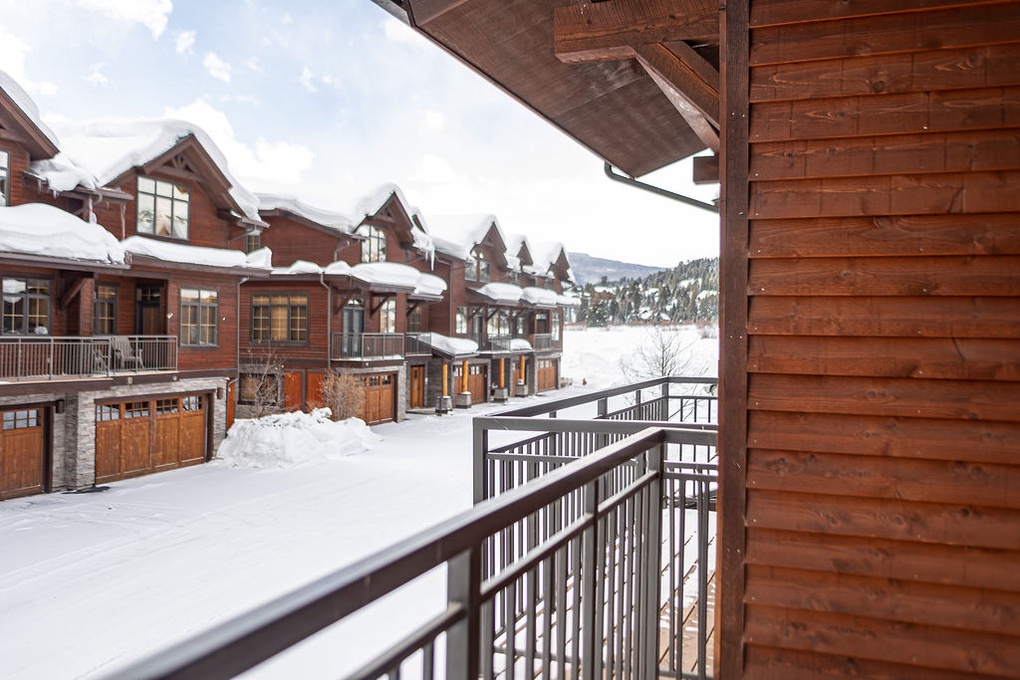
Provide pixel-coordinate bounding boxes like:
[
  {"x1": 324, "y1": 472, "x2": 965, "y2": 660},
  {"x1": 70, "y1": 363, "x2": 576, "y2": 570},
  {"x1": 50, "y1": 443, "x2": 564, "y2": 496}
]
[{"x1": 718, "y1": 0, "x2": 750, "y2": 676}]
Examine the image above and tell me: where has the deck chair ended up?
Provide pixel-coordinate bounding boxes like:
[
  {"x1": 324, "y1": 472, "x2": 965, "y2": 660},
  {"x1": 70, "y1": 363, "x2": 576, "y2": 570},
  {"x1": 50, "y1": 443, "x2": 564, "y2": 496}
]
[{"x1": 111, "y1": 337, "x2": 144, "y2": 370}]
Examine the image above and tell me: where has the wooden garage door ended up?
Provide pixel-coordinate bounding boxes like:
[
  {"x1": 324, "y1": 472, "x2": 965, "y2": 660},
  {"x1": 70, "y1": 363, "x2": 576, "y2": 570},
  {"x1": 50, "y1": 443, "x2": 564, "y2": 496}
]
[
  {"x1": 537, "y1": 359, "x2": 558, "y2": 392},
  {"x1": 467, "y1": 365, "x2": 487, "y2": 404},
  {"x1": 409, "y1": 365, "x2": 425, "y2": 409},
  {"x1": 0, "y1": 408, "x2": 45, "y2": 500},
  {"x1": 96, "y1": 395, "x2": 207, "y2": 484},
  {"x1": 360, "y1": 374, "x2": 395, "y2": 425}
]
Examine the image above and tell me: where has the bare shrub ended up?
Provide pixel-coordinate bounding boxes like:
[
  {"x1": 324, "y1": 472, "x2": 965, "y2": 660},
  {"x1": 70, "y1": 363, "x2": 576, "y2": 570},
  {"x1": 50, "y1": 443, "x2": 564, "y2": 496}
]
[
  {"x1": 619, "y1": 325, "x2": 700, "y2": 381},
  {"x1": 240, "y1": 349, "x2": 284, "y2": 419},
  {"x1": 320, "y1": 372, "x2": 365, "y2": 421}
]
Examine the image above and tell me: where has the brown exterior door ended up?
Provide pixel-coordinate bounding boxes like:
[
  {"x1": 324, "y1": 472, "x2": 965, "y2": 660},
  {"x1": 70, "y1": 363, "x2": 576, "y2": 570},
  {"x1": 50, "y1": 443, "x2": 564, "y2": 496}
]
[
  {"x1": 467, "y1": 365, "x2": 487, "y2": 404},
  {"x1": 0, "y1": 408, "x2": 46, "y2": 500},
  {"x1": 95, "y1": 396, "x2": 207, "y2": 484},
  {"x1": 409, "y1": 365, "x2": 425, "y2": 409},
  {"x1": 284, "y1": 371, "x2": 302, "y2": 411},
  {"x1": 537, "y1": 359, "x2": 557, "y2": 392},
  {"x1": 306, "y1": 372, "x2": 325, "y2": 410},
  {"x1": 359, "y1": 373, "x2": 395, "y2": 424}
]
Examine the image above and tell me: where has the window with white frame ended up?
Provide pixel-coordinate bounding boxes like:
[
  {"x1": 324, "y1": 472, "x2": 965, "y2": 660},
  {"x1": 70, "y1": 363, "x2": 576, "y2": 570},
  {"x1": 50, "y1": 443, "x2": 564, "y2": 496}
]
[
  {"x1": 361, "y1": 226, "x2": 387, "y2": 263},
  {"x1": 137, "y1": 177, "x2": 190, "y2": 239},
  {"x1": 379, "y1": 298, "x2": 396, "y2": 333},
  {"x1": 3, "y1": 278, "x2": 50, "y2": 335},
  {"x1": 180, "y1": 288, "x2": 218, "y2": 346}
]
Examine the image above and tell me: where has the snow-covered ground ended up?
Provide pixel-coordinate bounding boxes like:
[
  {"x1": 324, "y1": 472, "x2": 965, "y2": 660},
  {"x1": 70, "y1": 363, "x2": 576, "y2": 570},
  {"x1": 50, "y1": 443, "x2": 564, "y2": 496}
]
[{"x1": 0, "y1": 325, "x2": 717, "y2": 679}]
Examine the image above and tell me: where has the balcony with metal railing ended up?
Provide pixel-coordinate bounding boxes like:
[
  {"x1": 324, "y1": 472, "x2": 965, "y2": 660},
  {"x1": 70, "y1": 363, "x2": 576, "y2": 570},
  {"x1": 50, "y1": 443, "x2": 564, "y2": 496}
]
[
  {"x1": 103, "y1": 376, "x2": 718, "y2": 679},
  {"x1": 531, "y1": 333, "x2": 554, "y2": 351},
  {"x1": 0, "y1": 335, "x2": 178, "y2": 382},
  {"x1": 331, "y1": 332, "x2": 405, "y2": 360},
  {"x1": 404, "y1": 332, "x2": 433, "y2": 356}
]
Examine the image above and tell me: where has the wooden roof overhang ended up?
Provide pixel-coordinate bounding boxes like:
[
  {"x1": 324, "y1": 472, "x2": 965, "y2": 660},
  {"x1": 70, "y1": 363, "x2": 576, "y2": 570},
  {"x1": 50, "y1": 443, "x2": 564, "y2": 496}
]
[
  {"x1": 125, "y1": 255, "x2": 272, "y2": 279},
  {"x1": 382, "y1": 0, "x2": 720, "y2": 178},
  {"x1": 0, "y1": 251, "x2": 130, "y2": 273},
  {"x1": 0, "y1": 88, "x2": 59, "y2": 160},
  {"x1": 259, "y1": 209, "x2": 360, "y2": 245}
]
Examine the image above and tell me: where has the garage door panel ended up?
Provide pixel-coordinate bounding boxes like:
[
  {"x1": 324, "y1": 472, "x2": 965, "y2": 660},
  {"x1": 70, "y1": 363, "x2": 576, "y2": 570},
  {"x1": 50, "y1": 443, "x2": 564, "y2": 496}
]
[
  {"x1": 359, "y1": 374, "x2": 395, "y2": 425},
  {"x1": 178, "y1": 396, "x2": 206, "y2": 464},
  {"x1": 0, "y1": 409, "x2": 45, "y2": 499}
]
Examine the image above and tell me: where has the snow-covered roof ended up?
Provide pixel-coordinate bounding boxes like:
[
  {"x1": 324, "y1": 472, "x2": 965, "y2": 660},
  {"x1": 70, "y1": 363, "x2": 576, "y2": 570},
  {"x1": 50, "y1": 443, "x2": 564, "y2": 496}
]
[
  {"x1": 414, "y1": 273, "x2": 447, "y2": 298},
  {"x1": 257, "y1": 193, "x2": 355, "y2": 233},
  {"x1": 522, "y1": 286, "x2": 559, "y2": 307},
  {"x1": 350, "y1": 262, "x2": 421, "y2": 290},
  {"x1": 351, "y1": 183, "x2": 434, "y2": 258},
  {"x1": 272, "y1": 259, "x2": 323, "y2": 276},
  {"x1": 0, "y1": 71, "x2": 59, "y2": 151},
  {"x1": 0, "y1": 203, "x2": 125, "y2": 265},
  {"x1": 424, "y1": 333, "x2": 479, "y2": 358},
  {"x1": 473, "y1": 282, "x2": 524, "y2": 304},
  {"x1": 528, "y1": 241, "x2": 575, "y2": 283},
  {"x1": 510, "y1": 338, "x2": 533, "y2": 352},
  {"x1": 26, "y1": 153, "x2": 100, "y2": 193},
  {"x1": 122, "y1": 235, "x2": 272, "y2": 271},
  {"x1": 429, "y1": 213, "x2": 504, "y2": 261},
  {"x1": 51, "y1": 118, "x2": 261, "y2": 222},
  {"x1": 557, "y1": 294, "x2": 582, "y2": 307}
]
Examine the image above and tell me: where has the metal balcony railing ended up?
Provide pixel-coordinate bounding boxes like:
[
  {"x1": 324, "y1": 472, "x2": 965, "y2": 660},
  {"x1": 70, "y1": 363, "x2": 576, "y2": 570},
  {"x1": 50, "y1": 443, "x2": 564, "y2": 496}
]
[
  {"x1": 102, "y1": 376, "x2": 719, "y2": 680},
  {"x1": 404, "y1": 332, "x2": 433, "y2": 356},
  {"x1": 487, "y1": 334, "x2": 512, "y2": 352},
  {"x1": 0, "y1": 335, "x2": 178, "y2": 381},
  {"x1": 532, "y1": 333, "x2": 553, "y2": 350},
  {"x1": 332, "y1": 332, "x2": 404, "y2": 360}
]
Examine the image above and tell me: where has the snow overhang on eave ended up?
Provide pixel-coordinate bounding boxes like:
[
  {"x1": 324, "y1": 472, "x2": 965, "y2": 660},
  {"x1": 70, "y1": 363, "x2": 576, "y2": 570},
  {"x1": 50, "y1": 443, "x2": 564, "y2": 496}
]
[
  {"x1": 127, "y1": 254, "x2": 272, "y2": 278},
  {"x1": 0, "y1": 251, "x2": 130, "y2": 272}
]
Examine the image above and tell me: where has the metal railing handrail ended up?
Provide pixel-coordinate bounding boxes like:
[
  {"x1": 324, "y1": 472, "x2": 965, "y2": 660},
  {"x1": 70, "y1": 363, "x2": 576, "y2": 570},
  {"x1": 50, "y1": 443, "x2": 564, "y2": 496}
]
[
  {"x1": 491, "y1": 375, "x2": 717, "y2": 418},
  {"x1": 0, "y1": 334, "x2": 178, "y2": 380},
  {"x1": 103, "y1": 426, "x2": 694, "y2": 680}
]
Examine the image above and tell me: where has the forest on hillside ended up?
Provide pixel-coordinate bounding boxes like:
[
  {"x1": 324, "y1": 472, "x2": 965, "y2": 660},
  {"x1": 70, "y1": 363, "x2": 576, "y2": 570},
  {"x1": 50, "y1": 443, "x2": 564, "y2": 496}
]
[{"x1": 574, "y1": 257, "x2": 719, "y2": 326}]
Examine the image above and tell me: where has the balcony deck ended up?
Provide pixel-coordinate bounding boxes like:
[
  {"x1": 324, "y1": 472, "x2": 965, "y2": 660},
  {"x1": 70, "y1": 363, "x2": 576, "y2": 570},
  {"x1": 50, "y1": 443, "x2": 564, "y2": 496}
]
[{"x1": 0, "y1": 335, "x2": 178, "y2": 382}]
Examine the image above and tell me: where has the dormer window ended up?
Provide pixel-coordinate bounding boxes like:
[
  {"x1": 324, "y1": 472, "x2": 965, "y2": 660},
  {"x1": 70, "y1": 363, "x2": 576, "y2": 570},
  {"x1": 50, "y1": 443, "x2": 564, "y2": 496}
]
[
  {"x1": 362, "y1": 226, "x2": 387, "y2": 263},
  {"x1": 137, "y1": 177, "x2": 190, "y2": 240},
  {"x1": 0, "y1": 150, "x2": 8, "y2": 206}
]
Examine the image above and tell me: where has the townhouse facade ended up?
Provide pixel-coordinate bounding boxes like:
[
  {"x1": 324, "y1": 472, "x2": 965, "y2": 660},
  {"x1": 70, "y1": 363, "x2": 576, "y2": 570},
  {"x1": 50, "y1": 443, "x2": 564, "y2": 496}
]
[{"x1": 0, "y1": 71, "x2": 577, "y2": 500}]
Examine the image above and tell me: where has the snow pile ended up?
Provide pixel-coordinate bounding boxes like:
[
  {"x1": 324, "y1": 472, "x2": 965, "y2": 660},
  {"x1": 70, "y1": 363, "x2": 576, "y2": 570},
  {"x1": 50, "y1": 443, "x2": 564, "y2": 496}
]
[
  {"x1": 257, "y1": 193, "x2": 354, "y2": 233},
  {"x1": 414, "y1": 272, "x2": 447, "y2": 297},
  {"x1": 475, "y1": 282, "x2": 523, "y2": 303},
  {"x1": 427, "y1": 333, "x2": 479, "y2": 357},
  {"x1": 215, "y1": 409, "x2": 381, "y2": 469},
  {"x1": 510, "y1": 338, "x2": 533, "y2": 351},
  {"x1": 0, "y1": 203, "x2": 125, "y2": 264}
]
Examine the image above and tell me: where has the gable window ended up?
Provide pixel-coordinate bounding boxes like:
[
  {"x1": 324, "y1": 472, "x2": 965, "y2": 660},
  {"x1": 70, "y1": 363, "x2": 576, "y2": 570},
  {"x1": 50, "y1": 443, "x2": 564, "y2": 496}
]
[
  {"x1": 0, "y1": 150, "x2": 8, "y2": 207},
  {"x1": 466, "y1": 250, "x2": 490, "y2": 282},
  {"x1": 362, "y1": 226, "x2": 387, "y2": 263},
  {"x1": 180, "y1": 288, "x2": 218, "y2": 346},
  {"x1": 455, "y1": 306, "x2": 468, "y2": 335},
  {"x1": 95, "y1": 284, "x2": 117, "y2": 335},
  {"x1": 379, "y1": 299, "x2": 396, "y2": 333},
  {"x1": 3, "y1": 278, "x2": 50, "y2": 335},
  {"x1": 137, "y1": 176, "x2": 190, "y2": 240},
  {"x1": 252, "y1": 293, "x2": 308, "y2": 343}
]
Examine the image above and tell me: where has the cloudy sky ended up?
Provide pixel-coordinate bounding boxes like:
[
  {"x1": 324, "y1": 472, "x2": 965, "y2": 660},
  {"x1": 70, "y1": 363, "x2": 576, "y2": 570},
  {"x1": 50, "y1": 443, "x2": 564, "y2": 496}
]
[{"x1": 0, "y1": 0, "x2": 720, "y2": 267}]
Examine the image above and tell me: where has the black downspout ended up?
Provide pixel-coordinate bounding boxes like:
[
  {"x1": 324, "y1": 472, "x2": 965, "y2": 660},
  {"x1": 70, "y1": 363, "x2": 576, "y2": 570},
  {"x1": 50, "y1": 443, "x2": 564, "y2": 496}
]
[{"x1": 604, "y1": 162, "x2": 719, "y2": 214}]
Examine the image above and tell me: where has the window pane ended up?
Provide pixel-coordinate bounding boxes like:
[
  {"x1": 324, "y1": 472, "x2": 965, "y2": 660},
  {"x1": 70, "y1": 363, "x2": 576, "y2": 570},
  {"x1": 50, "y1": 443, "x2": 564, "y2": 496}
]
[
  {"x1": 155, "y1": 196, "x2": 173, "y2": 235},
  {"x1": 137, "y1": 176, "x2": 155, "y2": 194}
]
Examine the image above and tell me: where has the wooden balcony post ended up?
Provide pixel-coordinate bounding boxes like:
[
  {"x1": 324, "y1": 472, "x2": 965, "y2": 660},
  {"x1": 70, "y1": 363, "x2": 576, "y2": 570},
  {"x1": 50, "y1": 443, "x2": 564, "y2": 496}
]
[
  {"x1": 499, "y1": 358, "x2": 505, "y2": 389},
  {"x1": 461, "y1": 359, "x2": 469, "y2": 393},
  {"x1": 443, "y1": 362, "x2": 449, "y2": 397}
]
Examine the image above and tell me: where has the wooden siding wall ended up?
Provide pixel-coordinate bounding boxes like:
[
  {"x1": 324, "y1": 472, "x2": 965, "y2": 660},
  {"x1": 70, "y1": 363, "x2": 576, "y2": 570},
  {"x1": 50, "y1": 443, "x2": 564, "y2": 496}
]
[{"x1": 736, "y1": 1, "x2": 1020, "y2": 677}]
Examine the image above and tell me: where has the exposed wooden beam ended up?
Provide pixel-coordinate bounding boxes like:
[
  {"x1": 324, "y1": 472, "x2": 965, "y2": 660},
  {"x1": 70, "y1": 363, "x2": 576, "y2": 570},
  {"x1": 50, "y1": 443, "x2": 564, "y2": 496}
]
[
  {"x1": 634, "y1": 44, "x2": 719, "y2": 150},
  {"x1": 692, "y1": 154, "x2": 720, "y2": 184},
  {"x1": 554, "y1": 0, "x2": 718, "y2": 64},
  {"x1": 407, "y1": 0, "x2": 470, "y2": 27}
]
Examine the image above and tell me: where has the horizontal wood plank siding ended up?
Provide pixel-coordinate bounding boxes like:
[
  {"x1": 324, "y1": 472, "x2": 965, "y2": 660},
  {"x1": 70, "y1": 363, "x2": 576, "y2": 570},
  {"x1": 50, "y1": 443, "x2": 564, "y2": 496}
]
[{"x1": 740, "y1": 1, "x2": 1020, "y2": 675}]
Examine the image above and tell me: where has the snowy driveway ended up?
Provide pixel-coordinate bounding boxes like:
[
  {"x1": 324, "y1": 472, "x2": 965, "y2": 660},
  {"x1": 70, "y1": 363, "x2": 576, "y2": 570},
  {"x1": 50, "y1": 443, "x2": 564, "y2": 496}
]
[{"x1": 0, "y1": 404, "x2": 499, "y2": 679}]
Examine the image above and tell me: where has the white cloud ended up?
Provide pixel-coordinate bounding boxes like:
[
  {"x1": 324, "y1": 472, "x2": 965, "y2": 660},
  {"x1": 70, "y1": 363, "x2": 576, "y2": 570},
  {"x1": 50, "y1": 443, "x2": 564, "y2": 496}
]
[
  {"x1": 164, "y1": 99, "x2": 313, "y2": 187},
  {"x1": 203, "y1": 52, "x2": 232, "y2": 83},
  {"x1": 74, "y1": 0, "x2": 173, "y2": 39},
  {"x1": 409, "y1": 154, "x2": 467, "y2": 187},
  {"x1": 175, "y1": 30, "x2": 196, "y2": 55},
  {"x1": 420, "y1": 109, "x2": 446, "y2": 132},
  {"x1": 86, "y1": 63, "x2": 109, "y2": 86},
  {"x1": 382, "y1": 16, "x2": 429, "y2": 49},
  {"x1": 299, "y1": 66, "x2": 317, "y2": 93},
  {"x1": 0, "y1": 27, "x2": 58, "y2": 97}
]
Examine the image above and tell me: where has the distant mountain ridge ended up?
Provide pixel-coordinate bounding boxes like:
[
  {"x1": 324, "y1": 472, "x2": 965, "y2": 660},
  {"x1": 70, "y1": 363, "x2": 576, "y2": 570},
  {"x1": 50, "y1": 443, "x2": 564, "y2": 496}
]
[{"x1": 568, "y1": 252, "x2": 666, "y2": 286}]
